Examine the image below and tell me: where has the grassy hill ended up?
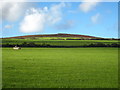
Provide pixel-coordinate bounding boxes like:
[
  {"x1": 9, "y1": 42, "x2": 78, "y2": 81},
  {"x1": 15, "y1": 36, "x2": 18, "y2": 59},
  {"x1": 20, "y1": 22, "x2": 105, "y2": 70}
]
[
  {"x1": 1, "y1": 33, "x2": 119, "y2": 47},
  {"x1": 2, "y1": 33, "x2": 105, "y2": 40}
]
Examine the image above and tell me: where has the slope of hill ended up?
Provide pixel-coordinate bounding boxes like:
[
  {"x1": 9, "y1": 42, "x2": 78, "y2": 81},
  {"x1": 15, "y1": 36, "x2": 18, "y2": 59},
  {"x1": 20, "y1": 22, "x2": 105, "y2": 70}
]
[
  {"x1": 2, "y1": 33, "x2": 105, "y2": 40},
  {"x1": 1, "y1": 33, "x2": 119, "y2": 47}
]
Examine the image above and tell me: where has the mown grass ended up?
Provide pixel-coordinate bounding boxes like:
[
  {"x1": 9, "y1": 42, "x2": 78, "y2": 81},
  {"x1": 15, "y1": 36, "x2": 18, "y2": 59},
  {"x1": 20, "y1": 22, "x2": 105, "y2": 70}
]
[{"x1": 2, "y1": 48, "x2": 118, "y2": 88}]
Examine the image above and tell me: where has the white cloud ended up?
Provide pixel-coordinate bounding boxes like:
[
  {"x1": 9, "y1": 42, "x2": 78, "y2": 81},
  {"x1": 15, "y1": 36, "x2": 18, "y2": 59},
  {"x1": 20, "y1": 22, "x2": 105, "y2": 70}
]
[
  {"x1": 47, "y1": 3, "x2": 65, "y2": 25},
  {"x1": 79, "y1": 0, "x2": 101, "y2": 13},
  {"x1": 20, "y1": 8, "x2": 46, "y2": 33},
  {"x1": 4, "y1": 24, "x2": 13, "y2": 29},
  {"x1": 20, "y1": 3, "x2": 65, "y2": 33},
  {"x1": 0, "y1": 0, "x2": 28, "y2": 21},
  {"x1": 91, "y1": 13, "x2": 100, "y2": 24}
]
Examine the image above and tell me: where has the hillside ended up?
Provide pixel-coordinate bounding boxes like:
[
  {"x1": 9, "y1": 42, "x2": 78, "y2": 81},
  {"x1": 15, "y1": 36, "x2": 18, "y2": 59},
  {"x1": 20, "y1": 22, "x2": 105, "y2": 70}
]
[
  {"x1": 2, "y1": 33, "x2": 106, "y2": 40},
  {"x1": 1, "y1": 33, "x2": 119, "y2": 47}
]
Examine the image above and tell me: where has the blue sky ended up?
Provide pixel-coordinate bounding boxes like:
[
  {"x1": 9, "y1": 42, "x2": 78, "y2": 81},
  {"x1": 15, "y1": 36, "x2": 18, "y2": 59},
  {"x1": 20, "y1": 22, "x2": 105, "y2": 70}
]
[{"x1": 2, "y1": 1, "x2": 118, "y2": 38}]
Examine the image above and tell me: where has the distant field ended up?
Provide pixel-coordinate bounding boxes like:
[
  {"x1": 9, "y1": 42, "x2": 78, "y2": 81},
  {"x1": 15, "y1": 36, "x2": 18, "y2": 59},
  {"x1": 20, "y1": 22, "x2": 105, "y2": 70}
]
[
  {"x1": 2, "y1": 48, "x2": 118, "y2": 88},
  {"x1": 1, "y1": 39, "x2": 119, "y2": 47}
]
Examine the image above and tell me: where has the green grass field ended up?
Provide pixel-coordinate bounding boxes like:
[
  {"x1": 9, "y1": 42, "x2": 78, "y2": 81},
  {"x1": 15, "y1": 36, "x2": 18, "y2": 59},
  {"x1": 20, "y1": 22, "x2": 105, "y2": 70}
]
[{"x1": 2, "y1": 48, "x2": 118, "y2": 88}]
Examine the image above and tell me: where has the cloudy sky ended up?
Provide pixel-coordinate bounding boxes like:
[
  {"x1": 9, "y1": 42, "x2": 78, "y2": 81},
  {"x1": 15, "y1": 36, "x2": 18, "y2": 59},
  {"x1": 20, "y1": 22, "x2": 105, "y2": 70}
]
[{"x1": 1, "y1": 1, "x2": 118, "y2": 38}]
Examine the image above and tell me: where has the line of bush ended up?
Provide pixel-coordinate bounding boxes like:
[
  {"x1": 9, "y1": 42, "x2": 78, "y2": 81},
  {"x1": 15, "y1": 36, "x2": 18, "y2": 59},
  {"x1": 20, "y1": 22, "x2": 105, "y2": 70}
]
[{"x1": 1, "y1": 42, "x2": 120, "y2": 47}]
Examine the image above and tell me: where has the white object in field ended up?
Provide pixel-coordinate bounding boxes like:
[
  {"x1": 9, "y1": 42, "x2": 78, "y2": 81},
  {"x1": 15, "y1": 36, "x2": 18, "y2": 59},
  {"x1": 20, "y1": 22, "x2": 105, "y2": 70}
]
[{"x1": 13, "y1": 46, "x2": 21, "y2": 50}]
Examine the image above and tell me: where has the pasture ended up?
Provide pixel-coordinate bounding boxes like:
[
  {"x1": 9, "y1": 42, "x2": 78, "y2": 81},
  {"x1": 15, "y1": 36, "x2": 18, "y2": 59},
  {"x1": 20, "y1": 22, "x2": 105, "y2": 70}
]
[
  {"x1": 2, "y1": 48, "x2": 118, "y2": 88},
  {"x1": 1, "y1": 39, "x2": 119, "y2": 47}
]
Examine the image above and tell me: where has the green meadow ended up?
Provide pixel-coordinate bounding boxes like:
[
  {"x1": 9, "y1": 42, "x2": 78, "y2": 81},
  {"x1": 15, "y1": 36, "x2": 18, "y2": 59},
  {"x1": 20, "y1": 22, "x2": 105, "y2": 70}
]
[
  {"x1": 1, "y1": 39, "x2": 119, "y2": 47},
  {"x1": 2, "y1": 48, "x2": 118, "y2": 88}
]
